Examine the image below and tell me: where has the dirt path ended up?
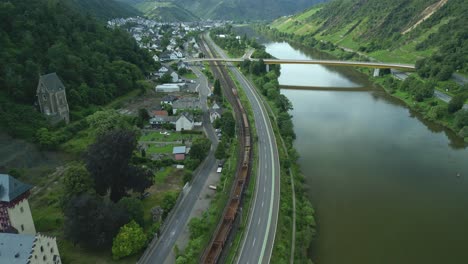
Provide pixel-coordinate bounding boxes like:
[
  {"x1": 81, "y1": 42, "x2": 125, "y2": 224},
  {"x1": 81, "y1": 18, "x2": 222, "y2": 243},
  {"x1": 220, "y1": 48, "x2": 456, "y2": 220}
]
[{"x1": 402, "y1": 0, "x2": 448, "y2": 34}]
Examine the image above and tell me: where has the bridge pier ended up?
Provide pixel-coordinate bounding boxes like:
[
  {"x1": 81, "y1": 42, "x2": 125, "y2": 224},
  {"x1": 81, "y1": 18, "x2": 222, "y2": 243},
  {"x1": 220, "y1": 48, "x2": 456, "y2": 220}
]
[
  {"x1": 373, "y1": 68, "x2": 380, "y2": 77},
  {"x1": 266, "y1": 64, "x2": 270, "y2": 72}
]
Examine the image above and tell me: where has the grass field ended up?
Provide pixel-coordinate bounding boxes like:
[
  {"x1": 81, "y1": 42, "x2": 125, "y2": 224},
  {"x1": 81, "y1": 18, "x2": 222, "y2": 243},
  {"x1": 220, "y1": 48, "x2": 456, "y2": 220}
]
[
  {"x1": 140, "y1": 131, "x2": 201, "y2": 142},
  {"x1": 183, "y1": 72, "x2": 198, "y2": 79}
]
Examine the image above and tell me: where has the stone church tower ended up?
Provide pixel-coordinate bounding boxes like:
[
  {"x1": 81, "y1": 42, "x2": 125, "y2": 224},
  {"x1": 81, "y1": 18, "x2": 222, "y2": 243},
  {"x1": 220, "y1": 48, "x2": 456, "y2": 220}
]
[{"x1": 36, "y1": 73, "x2": 70, "y2": 124}]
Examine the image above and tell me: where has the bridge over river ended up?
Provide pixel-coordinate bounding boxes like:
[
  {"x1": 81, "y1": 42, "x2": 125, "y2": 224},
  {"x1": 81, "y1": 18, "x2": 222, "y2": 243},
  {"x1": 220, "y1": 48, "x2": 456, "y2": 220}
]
[{"x1": 184, "y1": 58, "x2": 416, "y2": 71}]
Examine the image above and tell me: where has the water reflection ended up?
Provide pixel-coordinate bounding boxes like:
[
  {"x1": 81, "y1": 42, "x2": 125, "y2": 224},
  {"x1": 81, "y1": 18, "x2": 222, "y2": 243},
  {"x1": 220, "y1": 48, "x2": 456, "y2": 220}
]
[{"x1": 265, "y1": 41, "x2": 468, "y2": 264}]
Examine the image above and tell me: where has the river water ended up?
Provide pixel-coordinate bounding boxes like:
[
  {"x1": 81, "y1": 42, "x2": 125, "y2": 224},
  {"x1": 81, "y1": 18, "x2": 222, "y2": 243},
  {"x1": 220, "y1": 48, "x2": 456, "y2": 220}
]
[{"x1": 264, "y1": 42, "x2": 468, "y2": 264}]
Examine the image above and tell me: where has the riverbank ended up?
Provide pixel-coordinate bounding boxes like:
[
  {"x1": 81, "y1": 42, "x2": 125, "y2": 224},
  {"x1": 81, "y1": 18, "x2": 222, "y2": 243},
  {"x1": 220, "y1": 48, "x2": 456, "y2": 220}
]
[
  {"x1": 211, "y1": 26, "x2": 317, "y2": 263},
  {"x1": 254, "y1": 25, "x2": 468, "y2": 143}
]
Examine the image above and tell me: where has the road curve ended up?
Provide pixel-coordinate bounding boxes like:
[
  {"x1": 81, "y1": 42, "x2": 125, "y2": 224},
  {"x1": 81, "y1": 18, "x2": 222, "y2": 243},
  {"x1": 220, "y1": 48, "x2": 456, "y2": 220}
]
[
  {"x1": 138, "y1": 64, "x2": 218, "y2": 264},
  {"x1": 204, "y1": 34, "x2": 281, "y2": 264}
]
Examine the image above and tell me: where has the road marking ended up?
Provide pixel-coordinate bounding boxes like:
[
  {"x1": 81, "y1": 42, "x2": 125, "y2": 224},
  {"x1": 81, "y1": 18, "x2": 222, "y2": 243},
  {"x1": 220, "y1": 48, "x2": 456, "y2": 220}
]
[
  {"x1": 253, "y1": 238, "x2": 256, "y2": 247},
  {"x1": 258, "y1": 218, "x2": 261, "y2": 225},
  {"x1": 264, "y1": 186, "x2": 266, "y2": 193},
  {"x1": 262, "y1": 201, "x2": 264, "y2": 207}
]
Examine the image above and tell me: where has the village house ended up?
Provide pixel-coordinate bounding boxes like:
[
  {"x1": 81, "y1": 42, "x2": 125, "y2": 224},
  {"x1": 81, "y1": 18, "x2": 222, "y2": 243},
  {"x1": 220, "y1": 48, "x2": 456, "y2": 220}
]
[
  {"x1": 172, "y1": 97, "x2": 201, "y2": 114},
  {"x1": 152, "y1": 110, "x2": 168, "y2": 117},
  {"x1": 0, "y1": 233, "x2": 61, "y2": 264},
  {"x1": 175, "y1": 112, "x2": 194, "y2": 131},
  {"x1": 161, "y1": 95, "x2": 178, "y2": 105},
  {"x1": 170, "y1": 72, "x2": 179, "y2": 82},
  {"x1": 155, "y1": 83, "x2": 185, "y2": 93},
  {"x1": 210, "y1": 109, "x2": 222, "y2": 123},
  {"x1": 149, "y1": 115, "x2": 176, "y2": 128},
  {"x1": 0, "y1": 174, "x2": 36, "y2": 235},
  {"x1": 172, "y1": 146, "x2": 187, "y2": 161},
  {"x1": 36, "y1": 73, "x2": 70, "y2": 124}
]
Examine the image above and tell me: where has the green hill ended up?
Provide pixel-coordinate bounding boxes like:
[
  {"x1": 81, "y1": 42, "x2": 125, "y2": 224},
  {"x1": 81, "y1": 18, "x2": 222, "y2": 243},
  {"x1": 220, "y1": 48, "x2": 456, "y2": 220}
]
[
  {"x1": 69, "y1": 0, "x2": 140, "y2": 20},
  {"x1": 135, "y1": 1, "x2": 199, "y2": 22},
  {"x1": 0, "y1": 0, "x2": 156, "y2": 140},
  {"x1": 270, "y1": 0, "x2": 467, "y2": 75},
  {"x1": 173, "y1": 0, "x2": 328, "y2": 20}
]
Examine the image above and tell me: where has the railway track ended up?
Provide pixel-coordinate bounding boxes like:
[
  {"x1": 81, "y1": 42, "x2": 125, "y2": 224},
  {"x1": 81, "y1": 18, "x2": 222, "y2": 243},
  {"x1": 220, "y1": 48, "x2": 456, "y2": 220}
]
[{"x1": 198, "y1": 36, "x2": 253, "y2": 264}]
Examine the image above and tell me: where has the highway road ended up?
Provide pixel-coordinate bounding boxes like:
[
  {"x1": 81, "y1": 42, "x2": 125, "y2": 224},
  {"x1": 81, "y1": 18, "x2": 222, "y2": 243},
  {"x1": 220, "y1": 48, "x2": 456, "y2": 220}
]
[
  {"x1": 205, "y1": 34, "x2": 281, "y2": 264},
  {"x1": 138, "y1": 65, "x2": 218, "y2": 264}
]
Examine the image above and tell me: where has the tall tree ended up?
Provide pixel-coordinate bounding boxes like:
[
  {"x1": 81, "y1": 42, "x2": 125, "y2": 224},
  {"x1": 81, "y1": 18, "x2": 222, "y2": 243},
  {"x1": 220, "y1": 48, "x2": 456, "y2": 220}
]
[
  {"x1": 213, "y1": 79, "x2": 222, "y2": 96},
  {"x1": 62, "y1": 163, "x2": 94, "y2": 205},
  {"x1": 64, "y1": 194, "x2": 129, "y2": 249},
  {"x1": 86, "y1": 129, "x2": 151, "y2": 202}
]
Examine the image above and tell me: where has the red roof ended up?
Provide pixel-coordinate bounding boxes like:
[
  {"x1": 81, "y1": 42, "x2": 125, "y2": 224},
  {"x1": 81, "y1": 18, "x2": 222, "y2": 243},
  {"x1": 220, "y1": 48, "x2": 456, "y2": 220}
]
[
  {"x1": 174, "y1": 154, "x2": 185, "y2": 160},
  {"x1": 153, "y1": 110, "x2": 168, "y2": 117}
]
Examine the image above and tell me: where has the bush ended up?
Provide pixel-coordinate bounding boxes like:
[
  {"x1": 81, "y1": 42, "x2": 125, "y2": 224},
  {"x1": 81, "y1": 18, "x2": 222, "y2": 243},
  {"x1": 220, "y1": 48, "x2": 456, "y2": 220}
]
[
  {"x1": 454, "y1": 109, "x2": 468, "y2": 129},
  {"x1": 112, "y1": 220, "x2": 147, "y2": 260},
  {"x1": 448, "y1": 95, "x2": 466, "y2": 113}
]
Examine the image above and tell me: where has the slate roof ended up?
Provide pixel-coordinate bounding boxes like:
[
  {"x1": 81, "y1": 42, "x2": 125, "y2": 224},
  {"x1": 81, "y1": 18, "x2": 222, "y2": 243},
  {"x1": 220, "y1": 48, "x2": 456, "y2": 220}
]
[
  {"x1": 0, "y1": 233, "x2": 35, "y2": 263},
  {"x1": 38, "y1": 73, "x2": 65, "y2": 93},
  {"x1": 161, "y1": 95, "x2": 178, "y2": 102},
  {"x1": 172, "y1": 146, "x2": 187, "y2": 154},
  {"x1": 172, "y1": 97, "x2": 200, "y2": 109},
  {"x1": 179, "y1": 112, "x2": 194, "y2": 123},
  {"x1": 0, "y1": 174, "x2": 33, "y2": 203}
]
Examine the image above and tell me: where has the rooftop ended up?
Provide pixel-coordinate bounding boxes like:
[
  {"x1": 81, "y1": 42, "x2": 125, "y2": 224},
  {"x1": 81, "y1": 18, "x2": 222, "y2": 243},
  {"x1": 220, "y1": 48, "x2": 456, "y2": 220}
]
[
  {"x1": 0, "y1": 233, "x2": 35, "y2": 264},
  {"x1": 172, "y1": 146, "x2": 187, "y2": 154},
  {"x1": 38, "y1": 72, "x2": 65, "y2": 93},
  {"x1": 0, "y1": 174, "x2": 33, "y2": 202}
]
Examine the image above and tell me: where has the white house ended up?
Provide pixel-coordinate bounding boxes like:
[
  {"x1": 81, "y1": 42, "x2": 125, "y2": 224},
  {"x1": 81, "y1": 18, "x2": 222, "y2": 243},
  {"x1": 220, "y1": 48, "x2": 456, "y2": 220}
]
[
  {"x1": 152, "y1": 55, "x2": 159, "y2": 62},
  {"x1": 158, "y1": 66, "x2": 169, "y2": 73},
  {"x1": 210, "y1": 109, "x2": 222, "y2": 123},
  {"x1": 171, "y1": 72, "x2": 179, "y2": 82},
  {"x1": 0, "y1": 174, "x2": 36, "y2": 234},
  {"x1": 176, "y1": 112, "x2": 194, "y2": 131},
  {"x1": 155, "y1": 84, "x2": 181, "y2": 93},
  {"x1": 169, "y1": 53, "x2": 179, "y2": 60},
  {"x1": 0, "y1": 233, "x2": 61, "y2": 264}
]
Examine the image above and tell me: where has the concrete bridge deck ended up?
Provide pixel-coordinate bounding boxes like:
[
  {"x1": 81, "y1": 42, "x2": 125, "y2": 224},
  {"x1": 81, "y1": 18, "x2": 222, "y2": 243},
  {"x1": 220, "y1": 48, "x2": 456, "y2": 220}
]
[{"x1": 184, "y1": 58, "x2": 416, "y2": 71}]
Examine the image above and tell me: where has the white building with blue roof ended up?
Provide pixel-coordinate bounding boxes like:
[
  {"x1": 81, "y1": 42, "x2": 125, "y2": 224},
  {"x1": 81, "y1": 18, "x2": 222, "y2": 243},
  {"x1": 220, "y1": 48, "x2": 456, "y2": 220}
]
[
  {"x1": 0, "y1": 233, "x2": 61, "y2": 264},
  {"x1": 0, "y1": 174, "x2": 36, "y2": 234}
]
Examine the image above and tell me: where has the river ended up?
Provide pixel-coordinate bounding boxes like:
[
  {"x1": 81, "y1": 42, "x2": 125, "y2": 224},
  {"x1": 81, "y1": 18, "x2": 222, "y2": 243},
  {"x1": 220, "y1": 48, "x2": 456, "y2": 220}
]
[{"x1": 264, "y1": 42, "x2": 468, "y2": 264}]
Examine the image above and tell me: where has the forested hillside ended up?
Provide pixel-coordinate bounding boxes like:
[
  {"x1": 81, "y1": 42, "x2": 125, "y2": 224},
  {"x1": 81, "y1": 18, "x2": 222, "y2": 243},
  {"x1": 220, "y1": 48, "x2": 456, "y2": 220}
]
[
  {"x1": 172, "y1": 0, "x2": 327, "y2": 20},
  {"x1": 69, "y1": 0, "x2": 140, "y2": 20},
  {"x1": 270, "y1": 0, "x2": 467, "y2": 76},
  {"x1": 134, "y1": 1, "x2": 199, "y2": 22},
  {"x1": 0, "y1": 0, "x2": 157, "y2": 140}
]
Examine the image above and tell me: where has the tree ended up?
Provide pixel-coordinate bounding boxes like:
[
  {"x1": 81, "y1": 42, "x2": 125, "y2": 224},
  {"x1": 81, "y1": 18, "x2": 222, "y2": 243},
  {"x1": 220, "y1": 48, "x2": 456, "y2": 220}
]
[
  {"x1": 112, "y1": 220, "x2": 147, "y2": 260},
  {"x1": 159, "y1": 73, "x2": 172, "y2": 83},
  {"x1": 86, "y1": 129, "x2": 152, "y2": 202},
  {"x1": 220, "y1": 112, "x2": 236, "y2": 138},
  {"x1": 454, "y1": 110, "x2": 468, "y2": 129},
  {"x1": 118, "y1": 197, "x2": 144, "y2": 226},
  {"x1": 62, "y1": 163, "x2": 94, "y2": 204},
  {"x1": 161, "y1": 192, "x2": 178, "y2": 219},
  {"x1": 35, "y1": 128, "x2": 59, "y2": 150},
  {"x1": 448, "y1": 95, "x2": 465, "y2": 113},
  {"x1": 64, "y1": 194, "x2": 129, "y2": 249},
  {"x1": 86, "y1": 109, "x2": 132, "y2": 137},
  {"x1": 189, "y1": 138, "x2": 211, "y2": 161},
  {"x1": 213, "y1": 79, "x2": 222, "y2": 96},
  {"x1": 215, "y1": 141, "x2": 226, "y2": 160},
  {"x1": 136, "y1": 108, "x2": 150, "y2": 128},
  {"x1": 138, "y1": 108, "x2": 150, "y2": 122}
]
